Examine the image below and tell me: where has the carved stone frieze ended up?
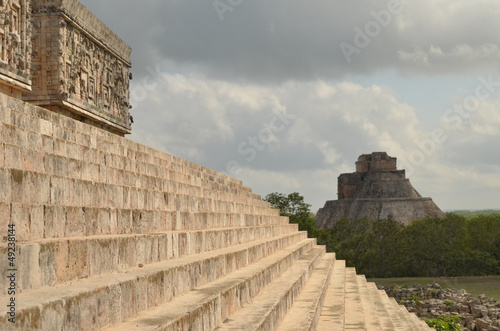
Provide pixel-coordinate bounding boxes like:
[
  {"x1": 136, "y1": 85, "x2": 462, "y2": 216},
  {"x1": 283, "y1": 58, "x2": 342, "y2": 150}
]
[
  {"x1": 24, "y1": 0, "x2": 132, "y2": 135},
  {"x1": 0, "y1": 0, "x2": 32, "y2": 96}
]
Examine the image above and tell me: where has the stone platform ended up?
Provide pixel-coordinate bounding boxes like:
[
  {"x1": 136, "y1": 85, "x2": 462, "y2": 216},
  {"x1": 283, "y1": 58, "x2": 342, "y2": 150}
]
[{"x1": 0, "y1": 94, "x2": 430, "y2": 330}]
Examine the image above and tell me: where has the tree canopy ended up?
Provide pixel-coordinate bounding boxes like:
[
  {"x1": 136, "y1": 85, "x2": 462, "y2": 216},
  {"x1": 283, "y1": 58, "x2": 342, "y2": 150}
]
[{"x1": 262, "y1": 191, "x2": 500, "y2": 278}]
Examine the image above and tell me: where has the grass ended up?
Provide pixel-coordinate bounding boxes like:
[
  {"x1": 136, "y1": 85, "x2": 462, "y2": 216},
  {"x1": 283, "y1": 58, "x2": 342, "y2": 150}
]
[
  {"x1": 448, "y1": 209, "x2": 500, "y2": 219},
  {"x1": 368, "y1": 276, "x2": 500, "y2": 302}
]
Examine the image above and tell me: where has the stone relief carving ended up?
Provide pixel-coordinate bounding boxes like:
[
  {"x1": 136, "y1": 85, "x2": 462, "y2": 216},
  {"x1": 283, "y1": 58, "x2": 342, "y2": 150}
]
[
  {"x1": 28, "y1": 8, "x2": 131, "y2": 132},
  {"x1": 60, "y1": 22, "x2": 131, "y2": 120},
  {"x1": 0, "y1": 0, "x2": 32, "y2": 81}
]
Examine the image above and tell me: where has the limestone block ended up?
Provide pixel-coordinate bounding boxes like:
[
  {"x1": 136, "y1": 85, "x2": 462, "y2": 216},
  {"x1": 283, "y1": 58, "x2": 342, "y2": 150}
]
[
  {"x1": 41, "y1": 135, "x2": 54, "y2": 154},
  {"x1": 0, "y1": 96, "x2": 12, "y2": 124},
  {"x1": 109, "y1": 209, "x2": 119, "y2": 234},
  {"x1": 0, "y1": 202, "x2": 10, "y2": 238},
  {"x1": 21, "y1": 149, "x2": 46, "y2": 173},
  {"x1": 50, "y1": 176, "x2": 67, "y2": 206},
  {"x1": 108, "y1": 283, "x2": 124, "y2": 325},
  {"x1": 11, "y1": 203, "x2": 30, "y2": 242},
  {"x1": 157, "y1": 234, "x2": 169, "y2": 262},
  {"x1": 0, "y1": 246, "x2": 8, "y2": 296},
  {"x1": 66, "y1": 141, "x2": 81, "y2": 160},
  {"x1": 5, "y1": 144, "x2": 22, "y2": 169},
  {"x1": 39, "y1": 242, "x2": 58, "y2": 287},
  {"x1": 164, "y1": 211, "x2": 174, "y2": 231},
  {"x1": 65, "y1": 207, "x2": 85, "y2": 237},
  {"x1": 18, "y1": 244, "x2": 42, "y2": 292},
  {"x1": 75, "y1": 179, "x2": 91, "y2": 207},
  {"x1": 48, "y1": 154, "x2": 69, "y2": 177},
  {"x1": 90, "y1": 183, "x2": 105, "y2": 208},
  {"x1": 44, "y1": 206, "x2": 66, "y2": 239},
  {"x1": 83, "y1": 162, "x2": 99, "y2": 183},
  {"x1": 120, "y1": 280, "x2": 137, "y2": 320},
  {"x1": 29, "y1": 205, "x2": 45, "y2": 241},
  {"x1": 53, "y1": 139, "x2": 66, "y2": 158},
  {"x1": 96, "y1": 208, "x2": 111, "y2": 235},
  {"x1": 169, "y1": 232, "x2": 179, "y2": 260},
  {"x1": 39, "y1": 298, "x2": 66, "y2": 330},
  {"x1": 117, "y1": 237, "x2": 134, "y2": 268},
  {"x1": 65, "y1": 292, "x2": 99, "y2": 330},
  {"x1": 0, "y1": 168, "x2": 11, "y2": 202},
  {"x1": 11, "y1": 111, "x2": 30, "y2": 131},
  {"x1": 89, "y1": 238, "x2": 119, "y2": 276},
  {"x1": 95, "y1": 286, "x2": 113, "y2": 328},
  {"x1": 134, "y1": 236, "x2": 147, "y2": 266},
  {"x1": 76, "y1": 131, "x2": 91, "y2": 147},
  {"x1": 67, "y1": 158, "x2": 82, "y2": 180},
  {"x1": 118, "y1": 209, "x2": 133, "y2": 234},
  {"x1": 98, "y1": 164, "x2": 108, "y2": 183},
  {"x1": 83, "y1": 207, "x2": 98, "y2": 236},
  {"x1": 0, "y1": 142, "x2": 4, "y2": 169},
  {"x1": 40, "y1": 119, "x2": 53, "y2": 136}
]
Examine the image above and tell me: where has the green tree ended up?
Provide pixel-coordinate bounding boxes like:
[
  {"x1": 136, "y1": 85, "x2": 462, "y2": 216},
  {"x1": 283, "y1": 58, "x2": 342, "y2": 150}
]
[
  {"x1": 263, "y1": 192, "x2": 311, "y2": 222},
  {"x1": 263, "y1": 192, "x2": 321, "y2": 239}
]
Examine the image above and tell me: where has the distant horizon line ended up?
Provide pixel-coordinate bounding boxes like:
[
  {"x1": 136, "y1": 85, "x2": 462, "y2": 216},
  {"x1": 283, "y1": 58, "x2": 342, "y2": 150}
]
[{"x1": 444, "y1": 208, "x2": 500, "y2": 212}]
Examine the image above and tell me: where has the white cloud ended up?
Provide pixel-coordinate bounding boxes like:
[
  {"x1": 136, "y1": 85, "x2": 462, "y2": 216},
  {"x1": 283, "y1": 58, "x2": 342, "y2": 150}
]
[{"x1": 80, "y1": 0, "x2": 500, "y2": 211}]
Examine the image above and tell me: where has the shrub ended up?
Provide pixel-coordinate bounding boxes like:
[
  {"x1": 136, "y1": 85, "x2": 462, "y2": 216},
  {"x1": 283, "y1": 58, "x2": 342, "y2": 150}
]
[
  {"x1": 425, "y1": 316, "x2": 462, "y2": 331},
  {"x1": 444, "y1": 299, "x2": 454, "y2": 306}
]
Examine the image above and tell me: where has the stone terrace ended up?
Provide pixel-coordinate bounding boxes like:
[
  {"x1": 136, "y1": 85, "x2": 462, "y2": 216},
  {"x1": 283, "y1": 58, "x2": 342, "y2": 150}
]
[{"x1": 0, "y1": 93, "x2": 431, "y2": 330}]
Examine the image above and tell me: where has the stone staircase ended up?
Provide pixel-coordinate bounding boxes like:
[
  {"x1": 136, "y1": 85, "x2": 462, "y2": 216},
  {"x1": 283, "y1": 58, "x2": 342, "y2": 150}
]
[{"x1": 0, "y1": 93, "x2": 430, "y2": 330}]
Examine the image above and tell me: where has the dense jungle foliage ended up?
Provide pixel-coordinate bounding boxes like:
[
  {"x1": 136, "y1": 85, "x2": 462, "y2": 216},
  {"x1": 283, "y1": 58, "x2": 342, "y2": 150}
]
[{"x1": 263, "y1": 193, "x2": 500, "y2": 278}]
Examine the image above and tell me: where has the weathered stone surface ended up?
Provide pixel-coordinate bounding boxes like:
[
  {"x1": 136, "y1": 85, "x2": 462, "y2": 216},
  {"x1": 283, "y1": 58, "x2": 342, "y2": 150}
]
[
  {"x1": 0, "y1": 0, "x2": 33, "y2": 97},
  {"x1": 316, "y1": 152, "x2": 444, "y2": 228},
  {"x1": 22, "y1": 0, "x2": 132, "y2": 135}
]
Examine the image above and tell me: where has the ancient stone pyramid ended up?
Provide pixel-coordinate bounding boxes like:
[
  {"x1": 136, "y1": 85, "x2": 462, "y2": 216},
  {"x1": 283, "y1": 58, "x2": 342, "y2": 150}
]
[{"x1": 316, "y1": 152, "x2": 445, "y2": 229}]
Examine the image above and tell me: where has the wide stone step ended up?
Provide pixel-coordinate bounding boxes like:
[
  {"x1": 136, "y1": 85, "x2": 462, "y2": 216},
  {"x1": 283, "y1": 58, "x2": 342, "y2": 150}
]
[
  {"x1": 366, "y1": 282, "x2": 396, "y2": 330},
  {"x1": 392, "y1": 298, "x2": 431, "y2": 330},
  {"x1": 0, "y1": 225, "x2": 299, "y2": 295},
  {"x1": 1, "y1": 203, "x2": 288, "y2": 243},
  {"x1": 214, "y1": 246, "x2": 325, "y2": 331},
  {"x1": 343, "y1": 267, "x2": 366, "y2": 330},
  {"x1": 1, "y1": 120, "x2": 262, "y2": 202},
  {"x1": 357, "y1": 274, "x2": 382, "y2": 330},
  {"x1": 357, "y1": 276, "x2": 431, "y2": 331},
  {"x1": 0, "y1": 236, "x2": 314, "y2": 330},
  {"x1": 0, "y1": 166, "x2": 277, "y2": 219},
  {"x1": 317, "y1": 259, "x2": 346, "y2": 331},
  {"x1": 275, "y1": 253, "x2": 336, "y2": 331},
  {"x1": 374, "y1": 288, "x2": 431, "y2": 331},
  {"x1": 2, "y1": 115, "x2": 261, "y2": 199},
  {"x1": 99, "y1": 242, "x2": 321, "y2": 331}
]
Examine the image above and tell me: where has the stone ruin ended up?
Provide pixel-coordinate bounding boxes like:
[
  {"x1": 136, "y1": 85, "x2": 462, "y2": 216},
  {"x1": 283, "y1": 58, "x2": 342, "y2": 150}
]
[
  {"x1": 0, "y1": 2, "x2": 432, "y2": 330},
  {"x1": 316, "y1": 152, "x2": 444, "y2": 228},
  {"x1": 0, "y1": 0, "x2": 132, "y2": 136},
  {"x1": 380, "y1": 283, "x2": 500, "y2": 331}
]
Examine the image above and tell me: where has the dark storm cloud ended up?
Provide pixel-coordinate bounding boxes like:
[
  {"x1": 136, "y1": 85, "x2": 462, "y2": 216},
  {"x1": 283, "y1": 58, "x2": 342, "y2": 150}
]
[{"x1": 81, "y1": 0, "x2": 500, "y2": 83}]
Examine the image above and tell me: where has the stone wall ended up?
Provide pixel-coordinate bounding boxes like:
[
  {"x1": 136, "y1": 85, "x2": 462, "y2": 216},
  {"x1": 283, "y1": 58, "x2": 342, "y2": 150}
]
[{"x1": 0, "y1": 0, "x2": 33, "y2": 98}]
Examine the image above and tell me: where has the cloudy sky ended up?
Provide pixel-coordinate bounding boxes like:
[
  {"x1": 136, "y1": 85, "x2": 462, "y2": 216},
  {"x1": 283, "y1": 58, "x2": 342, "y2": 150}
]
[{"x1": 81, "y1": 0, "x2": 500, "y2": 212}]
